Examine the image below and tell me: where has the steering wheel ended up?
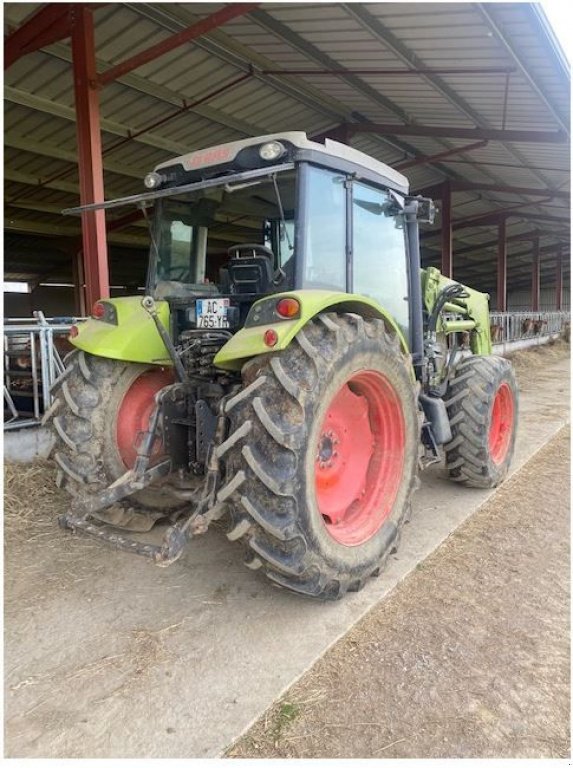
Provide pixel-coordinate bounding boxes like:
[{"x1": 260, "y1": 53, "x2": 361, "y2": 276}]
[{"x1": 227, "y1": 243, "x2": 275, "y2": 260}]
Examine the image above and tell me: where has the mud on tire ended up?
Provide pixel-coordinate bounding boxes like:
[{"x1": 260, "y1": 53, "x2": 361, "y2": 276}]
[
  {"x1": 445, "y1": 355, "x2": 518, "y2": 488},
  {"x1": 45, "y1": 349, "x2": 181, "y2": 511},
  {"x1": 218, "y1": 313, "x2": 420, "y2": 600}
]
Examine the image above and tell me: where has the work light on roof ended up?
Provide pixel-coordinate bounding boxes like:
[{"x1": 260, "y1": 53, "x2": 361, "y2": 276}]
[
  {"x1": 144, "y1": 171, "x2": 163, "y2": 189},
  {"x1": 259, "y1": 141, "x2": 286, "y2": 161}
]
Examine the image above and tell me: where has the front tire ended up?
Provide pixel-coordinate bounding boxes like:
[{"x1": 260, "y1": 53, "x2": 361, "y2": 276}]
[
  {"x1": 219, "y1": 313, "x2": 419, "y2": 600},
  {"x1": 445, "y1": 355, "x2": 518, "y2": 488}
]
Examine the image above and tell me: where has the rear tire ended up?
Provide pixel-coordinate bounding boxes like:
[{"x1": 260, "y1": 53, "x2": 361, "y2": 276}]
[
  {"x1": 218, "y1": 313, "x2": 419, "y2": 600},
  {"x1": 445, "y1": 355, "x2": 518, "y2": 488},
  {"x1": 46, "y1": 349, "x2": 182, "y2": 515}
]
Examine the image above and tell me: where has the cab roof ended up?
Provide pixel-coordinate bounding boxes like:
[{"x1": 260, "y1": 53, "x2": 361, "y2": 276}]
[{"x1": 154, "y1": 131, "x2": 409, "y2": 194}]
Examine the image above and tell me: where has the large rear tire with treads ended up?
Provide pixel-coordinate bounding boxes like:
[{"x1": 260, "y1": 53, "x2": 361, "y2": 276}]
[
  {"x1": 218, "y1": 313, "x2": 419, "y2": 600},
  {"x1": 45, "y1": 349, "x2": 182, "y2": 522}
]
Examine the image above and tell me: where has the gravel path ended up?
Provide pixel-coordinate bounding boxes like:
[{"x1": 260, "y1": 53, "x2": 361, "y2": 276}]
[{"x1": 229, "y1": 345, "x2": 570, "y2": 759}]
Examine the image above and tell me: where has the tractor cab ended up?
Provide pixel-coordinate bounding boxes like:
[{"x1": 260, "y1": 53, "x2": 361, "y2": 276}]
[{"x1": 139, "y1": 133, "x2": 415, "y2": 343}]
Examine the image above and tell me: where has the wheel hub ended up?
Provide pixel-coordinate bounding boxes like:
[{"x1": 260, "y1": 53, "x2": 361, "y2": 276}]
[
  {"x1": 317, "y1": 430, "x2": 338, "y2": 467},
  {"x1": 488, "y1": 381, "x2": 515, "y2": 465},
  {"x1": 116, "y1": 368, "x2": 174, "y2": 468},
  {"x1": 314, "y1": 370, "x2": 405, "y2": 547}
]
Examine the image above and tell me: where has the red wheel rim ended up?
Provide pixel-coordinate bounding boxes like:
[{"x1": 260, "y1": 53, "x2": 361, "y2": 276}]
[
  {"x1": 314, "y1": 371, "x2": 405, "y2": 547},
  {"x1": 488, "y1": 382, "x2": 514, "y2": 465},
  {"x1": 116, "y1": 368, "x2": 173, "y2": 468}
]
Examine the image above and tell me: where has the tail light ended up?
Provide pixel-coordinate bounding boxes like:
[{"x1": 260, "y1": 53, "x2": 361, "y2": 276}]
[
  {"x1": 276, "y1": 297, "x2": 300, "y2": 318},
  {"x1": 91, "y1": 301, "x2": 118, "y2": 325},
  {"x1": 263, "y1": 329, "x2": 278, "y2": 347},
  {"x1": 92, "y1": 301, "x2": 105, "y2": 319}
]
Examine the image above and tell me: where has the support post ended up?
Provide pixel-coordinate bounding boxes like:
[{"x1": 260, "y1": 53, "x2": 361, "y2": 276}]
[
  {"x1": 441, "y1": 181, "x2": 453, "y2": 277},
  {"x1": 556, "y1": 245, "x2": 563, "y2": 311},
  {"x1": 70, "y1": 5, "x2": 109, "y2": 309},
  {"x1": 531, "y1": 236, "x2": 540, "y2": 311},
  {"x1": 496, "y1": 217, "x2": 507, "y2": 311},
  {"x1": 72, "y1": 247, "x2": 86, "y2": 316}
]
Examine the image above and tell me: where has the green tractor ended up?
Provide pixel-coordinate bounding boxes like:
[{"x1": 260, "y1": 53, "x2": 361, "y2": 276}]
[{"x1": 47, "y1": 132, "x2": 518, "y2": 599}]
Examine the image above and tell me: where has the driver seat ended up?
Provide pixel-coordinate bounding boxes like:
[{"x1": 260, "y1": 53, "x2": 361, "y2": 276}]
[{"x1": 221, "y1": 246, "x2": 274, "y2": 295}]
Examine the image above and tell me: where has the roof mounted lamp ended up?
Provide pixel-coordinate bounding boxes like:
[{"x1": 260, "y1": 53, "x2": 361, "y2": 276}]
[
  {"x1": 259, "y1": 141, "x2": 286, "y2": 161},
  {"x1": 144, "y1": 171, "x2": 163, "y2": 190}
]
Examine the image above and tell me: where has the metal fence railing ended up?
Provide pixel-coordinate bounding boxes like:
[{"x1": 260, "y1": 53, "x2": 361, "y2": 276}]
[
  {"x1": 3, "y1": 312, "x2": 83, "y2": 431},
  {"x1": 489, "y1": 311, "x2": 570, "y2": 345}
]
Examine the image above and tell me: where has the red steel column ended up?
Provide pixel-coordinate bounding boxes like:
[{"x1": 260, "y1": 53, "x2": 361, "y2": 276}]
[
  {"x1": 555, "y1": 245, "x2": 563, "y2": 311},
  {"x1": 531, "y1": 236, "x2": 540, "y2": 311},
  {"x1": 496, "y1": 217, "x2": 507, "y2": 311},
  {"x1": 70, "y1": 5, "x2": 109, "y2": 308},
  {"x1": 441, "y1": 181, "x2": 453, "y2": 277},
  {"x1": 72, "y1": 247, "x2": 86, "y2": 316}
]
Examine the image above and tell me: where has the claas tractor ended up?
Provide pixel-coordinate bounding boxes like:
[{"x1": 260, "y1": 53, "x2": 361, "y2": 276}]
[{"x1": 46, "y1": 132, "x2": 518, "y2": 600}]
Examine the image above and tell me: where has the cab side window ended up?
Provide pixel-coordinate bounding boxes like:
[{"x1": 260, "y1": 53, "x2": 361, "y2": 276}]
[
  {"x1": 303, "y1": 166, "x2": 347, "y2": 291},
  {"x1": 352, "y1": 182, "x2": 409, "y2": 336}
]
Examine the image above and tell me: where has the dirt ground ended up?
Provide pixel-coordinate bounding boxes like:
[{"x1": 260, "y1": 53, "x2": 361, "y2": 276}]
[{"x1": 228, "y1": 342, "x2": 571, "y2": 759}]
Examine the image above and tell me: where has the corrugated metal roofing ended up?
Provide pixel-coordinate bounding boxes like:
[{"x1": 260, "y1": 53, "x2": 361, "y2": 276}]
[{"x1": 3, "y1": 1, "x2": 570, "y2": 293}]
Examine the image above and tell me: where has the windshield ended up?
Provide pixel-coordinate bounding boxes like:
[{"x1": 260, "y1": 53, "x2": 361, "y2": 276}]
[{"x1": 148, "y1": 170, "x2": 296, "y2": 297}]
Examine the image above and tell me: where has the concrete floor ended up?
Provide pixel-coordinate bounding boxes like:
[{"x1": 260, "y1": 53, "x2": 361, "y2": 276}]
[{"x1": 4, "y1": 357, "x2": 570, "y2": 759}]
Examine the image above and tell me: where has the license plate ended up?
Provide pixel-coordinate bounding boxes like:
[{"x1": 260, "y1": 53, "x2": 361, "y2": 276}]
[{"x1": 196, "y1": 298, "x2": 230, "y2": 329}]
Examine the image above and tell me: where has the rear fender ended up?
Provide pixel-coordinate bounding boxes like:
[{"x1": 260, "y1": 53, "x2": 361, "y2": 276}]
[
  {"x1": 70, "y1": 296, "x2": 172, "y2": 365},
  {"x1": 214, "y1": 290, "x2": 410, "y2": 371}
]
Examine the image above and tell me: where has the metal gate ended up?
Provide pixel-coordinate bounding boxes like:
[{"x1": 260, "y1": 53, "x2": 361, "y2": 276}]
[{"x1": 4, "y1": 312, "x2": 81, "y2": 430}]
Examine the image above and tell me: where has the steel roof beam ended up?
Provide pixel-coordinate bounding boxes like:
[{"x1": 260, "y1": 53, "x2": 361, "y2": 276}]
[
  {"x1": 262, "y1": 67, "x2": 515, "y2": 77},
  {"x1": 4, "y1": 134, "x2": 144, "y2": 180},
  {"x1": 247, "y1": 8, "x2": 471, "y2": 181},
  {"x1": 136, "y1": 2, "x2": 462, "y2": 175},
  {"x1": 4, "y1": 4, "x2": 71, "y2": 69},
  {"x1": 448, "y1": 181, "x2": 569, "y2": 200},
  {"x1": 97, "y1": 4, "x2": 259, "y2": 86},
  {"x1": 395, "y1": 141, "x2": 488, "y2": 171},
  {"x1": 347, "y1": 123, "x2": 567, "y2": 144},
  {"x1": 457, "y1": 245, "x2": 568, "y2": 279},
  {"x1": 4, "y1": 217, "x2": 148, "y2": 247},
  {"x1": 6, "y1": 202, "x2": 152, "y2": 239},
  {"x1": 454, "y1": 211, "x2": 570, "y2": 230},
  {"x1": 437, "y1": 158, "x2": 570, "y2": 175},
  {"x1": 5, "y1": 169, "x2": 128, "y2": 202},
  {"x1": 429, "y1": 230, "x2": 563, "y2": 258},
  {"x1": 477, "y1": 3, "x2": 570, "y2": 136},
  {"x1": 417, "y1": 179, "x2": 570, "y2": 200},
  {"x1": 464, "y1": 250, "x2": 570, "y2": 270},
  {"x1": 340, "y1": 2, "x2": 558, "y2": 192},
  {"x1": 250, "y1": 9, "x2": 411, "y2": 124},
  {"x1": 27, "y1": 37, "x2": 269, "y2": 139},
  {"x1": 5, "y1": 86, "x2": 193, "y2": 157}
]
